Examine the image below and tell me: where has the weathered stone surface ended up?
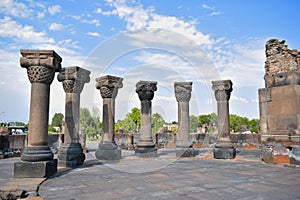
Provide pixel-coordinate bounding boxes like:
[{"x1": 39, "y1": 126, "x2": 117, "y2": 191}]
[
  {"x1": 95, "y1": 75, "x2": 123, "y2": 160},
  {"x1": 58, "y1": 67, "x2": 90, "y2": 168},
  {"x1": 14, "y1": 159, "x2": 57, "y2": 178},
  {"x1": 259, "y1": 40, "x2": 300, "y2": 142},
  {"x1": 174, "y1": 82, "x2": 194, "y2": 157},
  {"x1": 14, "y1": 50, "x2": 61, "y2": 178},
  {"x1": 290, "y1": 146, "x2": 300, "y2": 165},
  {"x1": 264, "y1": 39, "x2": 300, "y2": 88},
  {"x1": 58, "y1": 143, "x2": 85, "y2": 168},
  {"x1": 212, "y1": 80, "x2": 236, "y2": 159},
  {"x1": 135, "y1": 81, "x2": 157, "y2": 157}
]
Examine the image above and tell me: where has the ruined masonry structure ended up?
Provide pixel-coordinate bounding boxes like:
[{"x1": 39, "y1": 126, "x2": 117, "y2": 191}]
[
  {"x1": 259, "y1": 39, "x2": 300, "y2": 142},
  {"x1": 14, "y1": 50, "x2": 62, "y2": 178},
  {"x1": 135, "y1": 81, "x2": 158, "y2": 157},
  {"x1": 212, "y1": 80, "x2": 236, "y2": 159},
  {"x1": 57, "y1": 66, "x2": 90, "y2": 168},
  {"x1": 174, "y1": 82, "x2": 194, "y2": 157},
  {"x1": 95, "y1": 75, "x2": 123, "y2": 160}
]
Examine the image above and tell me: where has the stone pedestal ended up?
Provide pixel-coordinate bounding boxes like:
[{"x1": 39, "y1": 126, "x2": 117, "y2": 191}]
[
  {"x1": 14, "y1": 50, "x2": 62, "y2": 178},
  {"x1": 174, "y1": 82, "x2": 194, "y2": 157},
  {"x1": 95, "y1": 75, "x2": 123, "y2": 160},
  {"x1": 57, "y1": 66, "x2": 90, "y2": 168},
  {"x1": 135, "y1": 81, "x2": 158, "y2": 157},
  {"x1": 212, "y1": 80, "x2": 236, "y2": 159}
]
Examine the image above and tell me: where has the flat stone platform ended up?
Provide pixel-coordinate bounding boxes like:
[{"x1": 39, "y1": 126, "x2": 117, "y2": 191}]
[{"x1": 1, "y1": 148, "x2": 300, "y2": 199}]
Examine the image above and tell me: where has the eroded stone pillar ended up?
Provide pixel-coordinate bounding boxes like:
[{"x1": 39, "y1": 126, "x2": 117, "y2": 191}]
[
  {"x1": 57, "y1": 66, "x2": 90, "y2": 168},
  {"x1": 14, "y1": 50, "x2": 62, "y2": 178},
  {"x1": 95, "y1": 75, "x2": 123, "y2": 160},
  {"x1": 135, "y1": 81, "x2": 157, "y2": 157},
  {"x1": 212, "y1": 80, "x2": 236, "y2": 159},
  {"x1": 175, "y1": 82, "x2": 194, "y2": 157}
]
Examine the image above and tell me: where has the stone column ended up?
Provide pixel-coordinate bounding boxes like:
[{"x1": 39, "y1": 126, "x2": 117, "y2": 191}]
[
  {"x1": 212, "y1": 80, "x2": 236, "y2": 159},
  {"x1": 135, "y1": 81, "x2": 158, "y2": 157},
  {"x1": 174, "y1": 82, "x2": 194, "y2": 157},
  {"x1": 95, "y1": 75, "x2": 123, "y2": 160},
  {"x1": 57, "y1": 66, "x2": 90, "y2": 168},
  {"x1": 14, "y1": 50, "x2": 62, "y2": 178}
]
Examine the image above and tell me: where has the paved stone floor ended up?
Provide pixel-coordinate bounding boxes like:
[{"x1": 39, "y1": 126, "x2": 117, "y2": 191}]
[{"x1": 1, "y1": 148, "x2": 300, "y2": 200}]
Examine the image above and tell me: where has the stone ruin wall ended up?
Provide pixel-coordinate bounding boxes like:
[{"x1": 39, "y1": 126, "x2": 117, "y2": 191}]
[
  {"x1": 259, "y1": 39, "x2": 300, "y2": 142},
  {"x1": 264, "y1": 39, "x2": 300, "y2": 88}
]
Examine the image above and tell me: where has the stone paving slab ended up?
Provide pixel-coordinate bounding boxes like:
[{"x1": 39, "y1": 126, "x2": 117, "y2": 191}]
[
  {"x1": 1, "y1": 149, "x2": 300, "y2": 199},
  {"x1": 38, "y1": 149, "x2": 300, "y2": 200}
]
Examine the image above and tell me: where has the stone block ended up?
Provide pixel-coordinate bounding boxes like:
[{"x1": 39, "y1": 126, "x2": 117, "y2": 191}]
[
  {"x1": 213, "y1": 147, "x2": 236, "y2": 159},
  {"x1": 95, "y1": 148, "x2": 121, "y2": 160},
  {"x1": 176, "y1": 147, "x2": 195, "y2": 157},
  {"x1": 58, "y1": 143, "x2": 85, "y2": 168},
  {"x1": 14, "y1": 159, "x2": 57, "y2": 178},
  {"x1": 258, "y1": 88, "x2": 271, "y2": 102},
  {"x1": 261, "y1": 146, "x2": 273, "y2": 163},
  {"x1": 290, "y1": 146, "x2": 300, "y2": 165}
]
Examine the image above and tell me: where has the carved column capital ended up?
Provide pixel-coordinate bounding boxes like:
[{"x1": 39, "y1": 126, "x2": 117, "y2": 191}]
[
  {"x1": 212, "y1": 80, "x2": 233, "y2": 101},
  {"x1": 174, "y1": 82, "x2": 193, "y2": 102},
  {"x1": 58, "y1": 66, "x2": 90, "y2": 94},
  {"x1": 96, "y1": 75, "x2": 123, "y2": 98},
  {"x1": 20, "y1": 50, "x2": 62, "y2": 84},
  {"x1": 136, "y1": 81, "x2": 157, "y2": 101}
]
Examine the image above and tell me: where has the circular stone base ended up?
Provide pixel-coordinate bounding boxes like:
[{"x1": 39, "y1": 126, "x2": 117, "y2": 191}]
[{"x1": 21, "y1": 146, "x2": 54, "y2": 162}]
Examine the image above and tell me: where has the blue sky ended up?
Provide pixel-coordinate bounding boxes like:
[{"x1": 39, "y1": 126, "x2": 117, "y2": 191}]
[{"x1": 0, "y1": 0, "x2": 299, "y2": 123}]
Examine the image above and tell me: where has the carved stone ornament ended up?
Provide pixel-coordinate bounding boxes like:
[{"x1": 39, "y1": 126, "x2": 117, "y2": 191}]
[
  {"x1": 96, "y1": 75, "x2": 123, "y2": 98},
  {"x1": 20, "y1": 50, "x2": 62, "y2": 84},
  {"x1": 136, "y1": 81, "x2": 157, "y2": 101},
  {"x1": 211, "y1": 80, "x2": 233, "y2": 101},
  {"x1": 58, "y1": 66, "x2": 91, "y2": 94},
  {"x1": 174, "y1": 82, "x2": 193, "y2": 102}
]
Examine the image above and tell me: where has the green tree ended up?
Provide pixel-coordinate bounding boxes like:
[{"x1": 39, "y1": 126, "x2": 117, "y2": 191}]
[
  {"x1": 115, "y1": 114, "x2": 135, "y2": 133},
  {"x1": 128, "y1": 107, "x2": 141, "y2": 132},
  {"x1": 189, "y1": 115, "x2": 198, "y2": 133},
  {"x1": 80, "y1": 108, "x2": 99, "y2": 141},
  {"x1": 248, "y1": 119, "x2": 259, "y2": 133},
  {"x1": 51, "y1": 113, "x2": 64, "y2": 129},
  {"x1": 152, "y1": 113, "x2": 165, "y2": 133}
]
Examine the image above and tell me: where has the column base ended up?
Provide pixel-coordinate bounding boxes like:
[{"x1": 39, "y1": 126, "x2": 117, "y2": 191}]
[
  {"x1": 176, "y1": 147, "x2": 194, "y2": 157},
  {"x1": 21, "y1": 146, "x2": 54, "y2": 162},
  {"x1": 135, "y1": 146, "x2": 157, "y2": 158},
  {"x1": 58, "y1": 143, "x2": 85, "y2": 168},
  {"x1": 14, "y1": 159, "x2": 57, "y2": 178},
  {"x1": 176, "y1": 141, "x2": 194, "y2": 157},
  {"x1": 95, "y1": 142, "x2": 121, "y2": 160},
  {"x1": 213, "y1": 140, "x2": 236, "y2": 159}
]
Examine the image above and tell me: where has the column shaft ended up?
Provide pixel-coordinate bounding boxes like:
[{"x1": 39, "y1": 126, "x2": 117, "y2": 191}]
[
  {"x1": 217, "y1": 101, "x2": 230, "y2": 138},
  {"x1": 140, "y1": 100, "x2": 152, "y2": 142},
  {"x1": 28, "y1": 82, "x2": 50, "y2": 146},
  {"x1": 177, "y1": 101, "x2": 189, "y2": 141},
  {"x1": 102, "y1": 98, "x2": 115, "y2": 143},
  {"x1": 64, "y1": 93, "x2": 80, "y2": 144}
]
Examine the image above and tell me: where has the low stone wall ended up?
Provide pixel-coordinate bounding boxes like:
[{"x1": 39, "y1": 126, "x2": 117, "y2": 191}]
[
  {"x1": 113, "y1": 133, "x2": 262, "y2": 149},
  {"x1": 261, "y1": 142, "x2": 300, "y2": 165}
]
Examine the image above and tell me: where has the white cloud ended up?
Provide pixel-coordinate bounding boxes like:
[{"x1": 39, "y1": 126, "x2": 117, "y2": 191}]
[
  {"x1": 58, "y1": 39, "x2": 79, "y2": 49},
  {"x1": 0, "y1": 0, "x2": 33, "y2": 18},
  {"x1": 37, "y1": 12, "x2": 45, "y2": 19},
  {"x1": 231, "y1": 95, "x2": 249, "y2": 103},
  {"x1": 49, "y1": 23, "x2": 64, "y2": 31},
  {"x1": 82, "y1": 19, "x2": 100, "y2": 26},
  {"x1": 0, "y1": 16, "x2": 55, "y2": 43},
  {"x1": 202, "y1": 4, "x2": 214, "y2": 10},
  {"x1": 48, "y1": 5, "x2": 61, "y2": 15},
  {"x1": 87, "y1": 32, "x2": 100, "y2": 37},
  {"x1": 210, "y1": 11, "x2": 221, "y2": 16}
]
